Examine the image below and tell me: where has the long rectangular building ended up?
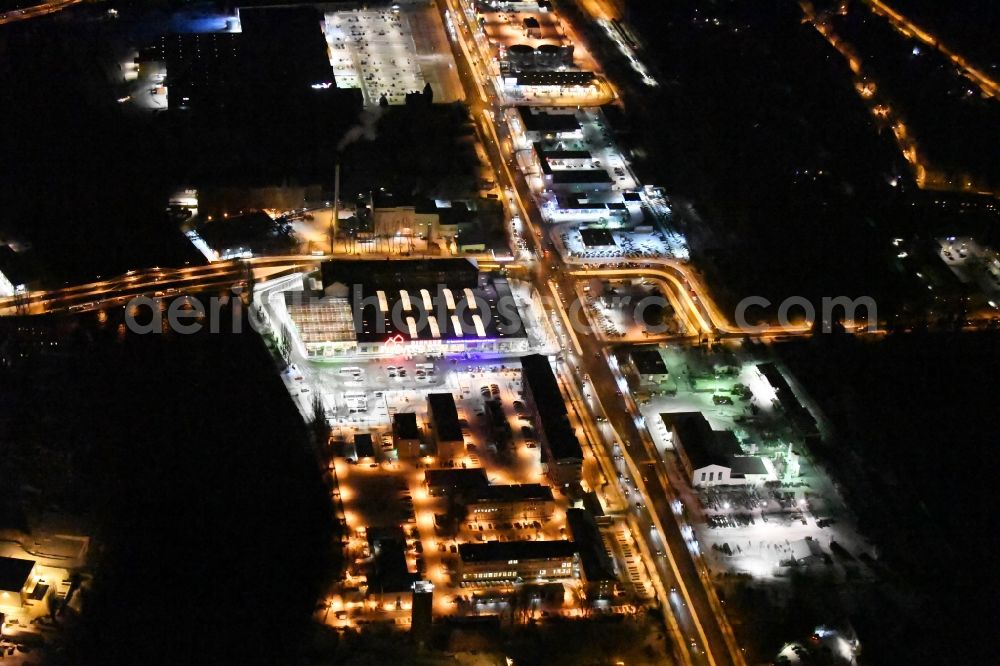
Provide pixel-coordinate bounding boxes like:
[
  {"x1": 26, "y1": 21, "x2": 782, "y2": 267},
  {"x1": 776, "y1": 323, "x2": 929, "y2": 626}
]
[
  {"x1": 424, "y1": 468, "x2": 489, "y2": 497},
  {"x1": 428, "y1": 393, "x2": 465, "y2": 460},
  {"x1": 465, "y1": 483, "x2": 555, "y2": 521},
  {"x1": 520, "y1": 354, "x2": 583, "y2": 486},
  {"x1": 458, "y1": 540, "x2": 579, "y2": 586},
  {"x1": 566, "y1": 508, "x2": 618, "y2": 599},
  {"x1": 282, "y1": 259, "x2": 528, "y2": 358}
]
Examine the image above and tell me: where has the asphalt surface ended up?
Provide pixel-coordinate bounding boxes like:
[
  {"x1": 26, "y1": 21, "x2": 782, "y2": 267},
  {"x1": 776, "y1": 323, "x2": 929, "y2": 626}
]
[{"x1": 435, "y1": 2, "x2": 743, "y2": 663}]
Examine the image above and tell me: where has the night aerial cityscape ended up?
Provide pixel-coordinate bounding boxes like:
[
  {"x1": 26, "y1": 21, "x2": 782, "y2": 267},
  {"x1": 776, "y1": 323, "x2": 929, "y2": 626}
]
[{"x1": 0, "y1": 0, "x2": 997, "y2": 664}]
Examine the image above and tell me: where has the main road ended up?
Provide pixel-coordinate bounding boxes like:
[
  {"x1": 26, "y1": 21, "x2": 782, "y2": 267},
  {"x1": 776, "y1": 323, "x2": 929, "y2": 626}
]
[{"x1": 435, "y1": 0, "x2": 746, "y2": 664}]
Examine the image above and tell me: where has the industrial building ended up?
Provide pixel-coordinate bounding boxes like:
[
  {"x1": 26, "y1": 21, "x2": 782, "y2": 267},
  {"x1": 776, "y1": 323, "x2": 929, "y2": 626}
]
[
  {"x1": 508, "y1": 106, "x2": 583, "y2": 142},
  {"x1": 150, "y1": 6, "x2": 342, "y2": 114},
  {"x1": 457, "y1": 540, "x2": 579, "y2": 586},
  {"x1": 366, "y1": 194, "x2": 504, "y2": 249},
  {"x1": 464, "y1": 483, "x2": 555, "y2": 521},
  {"x1": 279, "y1": 259, "x2": 529, "y2": 358},
  {"x1": 190, "y1": 211, "x2": 296, "y2": 260},
  {"x1": 757, "y1": 363, "x2": 820, "y2": 442},
  {"x1": 628, "y1": 348, "x2": 670, "y2": 385},
  {"x1": 520, "y1": 354, "x2": 583, "y2": 486},
  {"x1": 660, "y1": 412, "x2": 773, "y2": 488}
]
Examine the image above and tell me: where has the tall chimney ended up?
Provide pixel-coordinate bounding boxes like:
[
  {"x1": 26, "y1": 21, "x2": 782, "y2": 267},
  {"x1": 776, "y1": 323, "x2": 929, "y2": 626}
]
[{"x1": 330, "y1": 163, "x2": 341, "y2": 255}]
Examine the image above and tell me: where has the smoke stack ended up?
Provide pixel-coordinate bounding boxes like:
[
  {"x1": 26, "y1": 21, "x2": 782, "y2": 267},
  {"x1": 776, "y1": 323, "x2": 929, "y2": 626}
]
[{"x1": 330, "y1": 163, "x2": 341, "y2": 255}]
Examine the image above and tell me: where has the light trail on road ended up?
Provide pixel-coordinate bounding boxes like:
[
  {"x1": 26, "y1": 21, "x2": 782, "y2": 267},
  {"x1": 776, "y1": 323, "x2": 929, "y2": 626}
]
[
  {"x1": 0, "y1": 0, "x2": 82, "y2": 25},
  {"x1": 864, "y1": 0, "x2": 1000, "y2": 100}
]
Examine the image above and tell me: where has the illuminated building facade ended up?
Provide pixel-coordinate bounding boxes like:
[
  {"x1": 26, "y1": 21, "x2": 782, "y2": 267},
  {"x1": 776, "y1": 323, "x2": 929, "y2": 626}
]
[
  {"x1": 280, "y1": 259, "x2": 530, "y2": 358},
  {"x1": 458, "y1": 540, "x2": 579, "y2": 586}
]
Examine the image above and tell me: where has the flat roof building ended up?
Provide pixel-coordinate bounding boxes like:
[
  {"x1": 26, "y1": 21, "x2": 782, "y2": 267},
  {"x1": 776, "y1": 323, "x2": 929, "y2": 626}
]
[
  {"x1": 661, "y1": 412, "x2": 773, "y2": 487},
  {"x1": 515, "y1": 70, "x2": 595, "y2": 87},
  {"x1": 757, "y1": 363, "x2": 820, "y2": 441},
  {"x1": 465, "y1": 483, "x2": 555, "y2": 521},
  {"x1": 0, "y1": 556, "x2": 36, "y2": 610},
  {"x1": 366, "y1": 526, "x2": 420, "y2": 607},
  {"x1": 579, "y1": 228, "x2": 616, "y2": 248},
  {"x1": 520, "y1": 354, "x2": 583, "y2": 486},
  {"x1": 424, "y1": 467, "x2": 490, "y2": 497},
  {"x1": 516, "y1": 106, "x2": 582, "y2": 139},
  {"x1": 566, "y1": 508, "x2": 618, "y2": 599},
  {"x1": 393, "y1": 413, "x2": 421, "y2": 459},
  {"x1": 549, "y1": 169, "x2": 613, "y2": 192},
  {"x1": 629, "y1": 348, "x2": 670, "y2": 385},
  {"x1": 458, "y1": 540, "x2": 579, "y2": 586},
  {"x1": 354, "y1": 433, "x2": 376, "y2": 460},
  {"x1": 484, "y1": 398, "x2": 513, "y2": 455},
  {"x1": 428, "y1": 393, "x2": 465, "y2": 460},
  {"x1": 192, "y1": 212, "x2": 296, "y2": 260},
  {"x1": 155, "y1": 6, "x2": 337, "y2": 114},
  {"x1": 284, "y1": 259, "x2": 529, "y2": 358}
]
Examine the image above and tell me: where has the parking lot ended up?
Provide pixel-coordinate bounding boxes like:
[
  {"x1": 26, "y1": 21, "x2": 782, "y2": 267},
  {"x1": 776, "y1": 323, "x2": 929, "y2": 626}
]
[
  {"x1": 555, "y1": 224, "x2": 685, "y2": 261},
  {"x1": 936, "y1": 235, "x2": 1000, "y2": 297},
  {"x1": 324, "y1": 6, "x2": 461, "y2": 106},
  {"x1": 575, "y1": 278, "x2": 685, "y2": 341}
]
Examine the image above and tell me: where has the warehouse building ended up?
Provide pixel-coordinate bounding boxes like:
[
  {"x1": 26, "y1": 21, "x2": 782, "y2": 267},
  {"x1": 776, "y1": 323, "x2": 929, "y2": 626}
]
[
  {"x1": 628, "y1": 347, "x2": 670, "y2": 385},
  {"x1": 660, "y1": 412, "x2": 774, "y2": 487}
]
